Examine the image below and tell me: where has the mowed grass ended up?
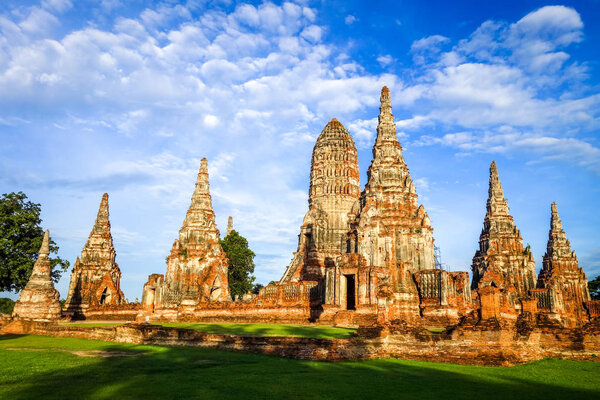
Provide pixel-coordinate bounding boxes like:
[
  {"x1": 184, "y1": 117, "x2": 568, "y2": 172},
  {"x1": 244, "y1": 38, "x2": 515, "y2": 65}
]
[
  {"x1": 1, "y1": 335, "x2": 599, "y2": 400},
  {"x1": 56, "y1": 321, "x2": 356, "y2": 339},
  {"x1": 154, "y1": 322, "x2": 356, "y2": 339}
]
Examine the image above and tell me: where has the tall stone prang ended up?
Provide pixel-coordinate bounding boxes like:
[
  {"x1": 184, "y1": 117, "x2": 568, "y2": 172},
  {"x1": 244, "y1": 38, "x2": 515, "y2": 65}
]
[
  {"x1": 320, "y1": 87, "x2": 434, "y2": 322},
  {"x1": 471, "y1": 162, "x2": 536, "y2": 309},
  {"x1": 12, "y1": 230, "x2": 62, "y2": 321},
  {"x1": 161, "y1": 158, "x2": 231, "y2": 305},
  {"x1": 281, "y1": 118, "x2": 360, "y2": 283},
  {"x1": 354, "y1": 86, "x2": 435, "y2": 272},
  {"x1": 537, "y1": 202, "x2": 590, "y2": 324},
  {"x1": 65, "y1": 193, "x2": 125, "y2": 317}
]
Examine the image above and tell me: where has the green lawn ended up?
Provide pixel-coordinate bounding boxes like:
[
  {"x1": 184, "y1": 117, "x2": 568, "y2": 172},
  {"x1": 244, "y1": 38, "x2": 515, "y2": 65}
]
[
  {"x1": 153, "y1": 322, "x2": 357, "y2": 339},
  {"x1": 0, "y1": 335, "x2": 598, "y2": 400}
]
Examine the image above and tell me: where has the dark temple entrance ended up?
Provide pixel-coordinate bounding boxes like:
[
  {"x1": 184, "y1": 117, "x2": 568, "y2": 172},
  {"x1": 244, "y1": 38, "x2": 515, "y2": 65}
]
[{"x1": 345, "y1": 274, "x2": 356, "y2": 310}]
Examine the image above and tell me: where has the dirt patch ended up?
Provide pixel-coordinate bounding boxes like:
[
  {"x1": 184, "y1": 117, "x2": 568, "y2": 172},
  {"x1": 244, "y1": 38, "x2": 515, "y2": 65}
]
[{"x1": 6, "y1": 347, "x2": 144, "y2": 358}]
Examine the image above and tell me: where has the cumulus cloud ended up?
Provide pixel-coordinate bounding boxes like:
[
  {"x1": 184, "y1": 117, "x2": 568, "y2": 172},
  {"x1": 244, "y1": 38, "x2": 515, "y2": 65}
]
[{"x1": 403, "y1": 6, "x2": 600, "y2": 173}]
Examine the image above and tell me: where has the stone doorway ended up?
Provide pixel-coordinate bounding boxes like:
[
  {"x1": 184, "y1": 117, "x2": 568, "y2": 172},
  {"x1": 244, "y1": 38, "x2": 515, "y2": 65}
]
[
  {"x1": 345, "y1": 274, "x2": 356, "y2": 310},
  {"x1": 99, "y1": 287, "x2": 110, "y2": 305}
]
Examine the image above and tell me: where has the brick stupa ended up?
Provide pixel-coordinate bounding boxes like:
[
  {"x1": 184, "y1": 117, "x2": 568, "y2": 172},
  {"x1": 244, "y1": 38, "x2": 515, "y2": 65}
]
[
  {"x1": 471, "y1": 162, "x2": 536, "y2": 315},
  {"x1": 64, "y1": 193, "x2": 124, "y2": 317},
  {"x1": 537, "y1": 202, "x2": 590, "y2": 324},
  {"x1": 162, "y1": 158, "x2": 231, "y2": 305},
  {"x1": 12, "y1": 230, "x2": 62, "y2": 321}
]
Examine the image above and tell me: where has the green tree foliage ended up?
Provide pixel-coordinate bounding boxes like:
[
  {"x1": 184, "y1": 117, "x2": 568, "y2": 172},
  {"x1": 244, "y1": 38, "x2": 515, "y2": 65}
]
[
  {"x1": 220, "y1": 230, "x2": 255, "y2": 299},
  {"x1": 0, "y1": 192, "x2": 70, "y2": 292},
  {"x1": 590, "y1": 275, "x2": 600, "y2": 300},
  {"x1": 251, "y1": 283, "x2": 264, "y2": 295},
  {"x1": 0, "y1": 298, "x2": 15, "y2": 314}
]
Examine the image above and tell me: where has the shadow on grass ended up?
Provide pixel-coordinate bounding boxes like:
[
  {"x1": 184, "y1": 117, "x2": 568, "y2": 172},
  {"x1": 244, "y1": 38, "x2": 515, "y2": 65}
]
[{"x1": 0, "y1": 334, "x2": 599, "y2": 400}]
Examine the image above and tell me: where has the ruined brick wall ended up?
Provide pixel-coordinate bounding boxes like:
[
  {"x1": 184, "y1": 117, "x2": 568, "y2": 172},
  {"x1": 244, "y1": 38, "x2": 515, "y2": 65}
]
[{"x1": 414, "y1": 270, "x2": 473, "y2": 324}]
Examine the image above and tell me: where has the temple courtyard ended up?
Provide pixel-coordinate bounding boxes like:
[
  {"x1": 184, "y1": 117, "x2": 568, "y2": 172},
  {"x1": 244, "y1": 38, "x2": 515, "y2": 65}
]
[{"x1": 1, "y1": 334, "x2": 598, "y2": 400}]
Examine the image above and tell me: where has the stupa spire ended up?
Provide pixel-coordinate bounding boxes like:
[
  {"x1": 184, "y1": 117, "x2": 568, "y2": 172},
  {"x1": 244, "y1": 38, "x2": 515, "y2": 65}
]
[
  {"x1": 226, "y1": 216, "x2": 234, "y2": 236},
  {"x1": 182, "y1": 157, "x2": 216, "y2": 232},
  {"x1": 486, "y1": 161, "x2": 510, "y2": 217},
  {"x1": 374, "y1": 86, "x2": 400, "y2": 147},
  {"x1": 39, "y1": 229, "x2": 50, "y2": 257},
  {"x1": 29, "y1": 230, "x2": 52, "y2": 281}
]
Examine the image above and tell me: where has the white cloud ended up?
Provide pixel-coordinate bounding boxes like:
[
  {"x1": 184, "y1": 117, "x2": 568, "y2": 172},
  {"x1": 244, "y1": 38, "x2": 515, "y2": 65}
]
[
  {"x1": 41, "y1": 0, "x2": 72, "y2": 14},
  {"x1": 376, "y1": 54, "x2": 394, "y2": 67},
  {"x1": 345, "y1": 15, "x2": 357, "y2": 25},
  {"x1": 203, "y1": 114, "x2": 219, "y2": 127}
]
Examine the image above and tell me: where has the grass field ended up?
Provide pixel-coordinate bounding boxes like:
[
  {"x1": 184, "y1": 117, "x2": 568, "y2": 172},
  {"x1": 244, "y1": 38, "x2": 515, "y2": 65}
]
[
  {"x1": 154, "y1": 322, "x2": 357, "y2": 339},
  {"x1": 1, "y1": 335, "x2": 599, "y2": 400},
  {"x1": 58, "y1": 321, "x2": 357, "y2": 339}
]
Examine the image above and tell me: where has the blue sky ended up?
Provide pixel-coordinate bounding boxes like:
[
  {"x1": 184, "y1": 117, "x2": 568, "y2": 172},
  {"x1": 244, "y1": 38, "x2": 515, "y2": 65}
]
[{"x1": 1, "y1": 0, "x2": 599, "y2": 300}]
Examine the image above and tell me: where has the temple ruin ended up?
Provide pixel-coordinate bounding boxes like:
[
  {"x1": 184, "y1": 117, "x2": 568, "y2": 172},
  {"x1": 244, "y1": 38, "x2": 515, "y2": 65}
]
[
  {"x1": 5, "y1": 85, "x2": 597, "y2": 361},
  {"x1": 133, "y1": 86, "x2": 597, "y2": 329},
  {"x1": 12, "y1": 230, "x2": 62, "y2": 321},
  {"x1": 64, "y1": 193, "x2": 125, "y2": 319},
  {"x1": 140, "y1": 158, "x2": 231, "y2": 320}
]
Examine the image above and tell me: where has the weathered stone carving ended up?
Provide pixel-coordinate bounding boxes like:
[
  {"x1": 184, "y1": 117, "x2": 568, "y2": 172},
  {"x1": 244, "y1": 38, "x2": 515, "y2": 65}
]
[
  {"x1": 471, "y1": 161, "x2": 536, "y2": 316},
  {"x1": 65, "y1": 193, "x2": 124, "y2": 318},
  {"x1": 12, "y1": 230, "x2": 62, "y2": 321},
  {"x1": 536, "y1": 202, "x2": 590, "y2": 326}
]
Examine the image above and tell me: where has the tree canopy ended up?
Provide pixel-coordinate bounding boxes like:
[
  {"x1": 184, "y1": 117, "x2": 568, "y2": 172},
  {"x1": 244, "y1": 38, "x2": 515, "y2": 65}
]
[
  {"x1": 220, "y1": 230, "x2": 255, "y2": 299},
  {"x1": 590, "y1": 275, "x2": 600, "y2": 300},
  {"x1": 0, "y1": 192, "x2": 69, "y2": 292}
]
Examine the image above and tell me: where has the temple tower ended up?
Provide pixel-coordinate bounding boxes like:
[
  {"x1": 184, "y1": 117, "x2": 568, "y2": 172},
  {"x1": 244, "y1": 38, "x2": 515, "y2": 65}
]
[
  {"x1": 280, "y1": 119, "x2": 360, "y2": 282},
  {"x1": 537, "y1": 202, "x2": 590, "y2": 324},
  {"x1": 471, "y1": 162, "x2": 536, "y2": 305},
  {"x1": 13, "y1": 230, "x2": 62, "y2": 321},
  {"x1": 161, "y1": 158, "x2": 231, "y2": 305},
  {"x1": 65, "y1": 193, "x2": 124, "y2": 317},
  {"x1": 354, "y1": 86, "x2": 435, "y2": 272}
]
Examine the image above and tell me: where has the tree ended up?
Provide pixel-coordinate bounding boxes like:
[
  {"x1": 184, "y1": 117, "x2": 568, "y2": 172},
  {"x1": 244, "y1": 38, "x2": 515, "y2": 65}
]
[
  {"x1": 590, "y1": 275, "x2": 600, "y2": 300},
  {"x1": 220, "y1": 230, "x2": 255, "y2": 299},
  {"x1": 0, "y1": 298, "x2": 15, "y2": 315},
  {"x1": 251, "y1": 283, "x2": 264, "y2": 295},
  {"x1": 0, "y1": 192, "x2": 69, "y2": 291}
]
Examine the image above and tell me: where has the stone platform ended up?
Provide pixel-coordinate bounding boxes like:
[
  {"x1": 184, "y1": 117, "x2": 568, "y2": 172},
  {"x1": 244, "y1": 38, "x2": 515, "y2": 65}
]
[{"x1": 1, "y1": 319, "x2": 598, "y2": 366}]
